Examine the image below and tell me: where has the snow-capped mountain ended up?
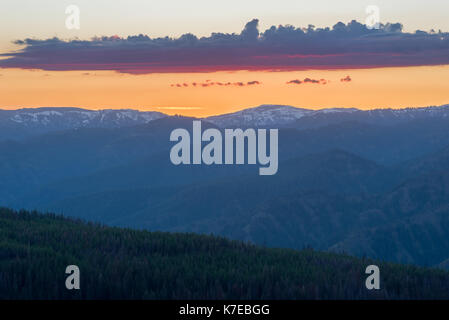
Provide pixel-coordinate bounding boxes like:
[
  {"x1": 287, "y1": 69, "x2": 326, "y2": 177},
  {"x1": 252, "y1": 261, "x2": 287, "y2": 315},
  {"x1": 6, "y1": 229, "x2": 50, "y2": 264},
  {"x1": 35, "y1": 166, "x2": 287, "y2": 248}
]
[
  {"x1": 0, "y1": 107, "x2": 167, "y2": 139},
  {"x1": 204, "y1": 105, "x2": 314, "y2": 127},
  {"x1": 2, "y1": 104, "x2": 449, "y2": 140},
  {"x1": 291, "y1": 104, "x2": 449, "y2": 129},
  {"x1": 2, "y1": 107, "x2": 166, "y2": 128},
  {"x1": 204, "y1": 104, "x2": 449, "y2": 128}
]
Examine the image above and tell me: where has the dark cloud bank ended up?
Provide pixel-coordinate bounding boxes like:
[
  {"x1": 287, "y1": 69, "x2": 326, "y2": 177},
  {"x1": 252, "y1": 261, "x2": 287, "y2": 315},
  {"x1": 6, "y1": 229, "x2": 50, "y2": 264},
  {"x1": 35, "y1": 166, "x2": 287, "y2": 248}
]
[{"x1": 1, "y1": 19, "x2": 448, "y2": 74}]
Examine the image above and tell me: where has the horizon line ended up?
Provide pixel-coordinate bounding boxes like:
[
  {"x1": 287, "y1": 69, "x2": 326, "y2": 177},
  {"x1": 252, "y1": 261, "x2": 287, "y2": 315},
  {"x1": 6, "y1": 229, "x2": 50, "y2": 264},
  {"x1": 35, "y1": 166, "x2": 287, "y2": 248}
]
[{"x1": 1, "y1": 103, "x2": 449, "y2": 118}]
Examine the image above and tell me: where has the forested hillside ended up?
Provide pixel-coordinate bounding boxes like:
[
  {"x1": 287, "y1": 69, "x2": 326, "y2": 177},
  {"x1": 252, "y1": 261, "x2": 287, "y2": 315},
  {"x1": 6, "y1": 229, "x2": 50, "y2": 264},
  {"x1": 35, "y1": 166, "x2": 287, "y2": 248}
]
[{"x1": 1, "y1": 208, "x2": 449, "y2": 300}]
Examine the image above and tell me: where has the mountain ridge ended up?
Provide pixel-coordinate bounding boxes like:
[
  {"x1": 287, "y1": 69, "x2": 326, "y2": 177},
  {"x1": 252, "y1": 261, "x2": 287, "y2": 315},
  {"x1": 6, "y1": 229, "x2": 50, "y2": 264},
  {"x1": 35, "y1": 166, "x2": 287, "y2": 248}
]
[{"x1": 2, "y1": 104, "x2": 449, "y2": 140}]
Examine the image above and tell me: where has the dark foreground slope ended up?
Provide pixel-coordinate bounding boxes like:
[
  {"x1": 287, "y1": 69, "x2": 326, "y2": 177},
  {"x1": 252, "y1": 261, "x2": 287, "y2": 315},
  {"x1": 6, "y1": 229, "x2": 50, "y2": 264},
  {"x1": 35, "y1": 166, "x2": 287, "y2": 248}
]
[{"x1": 1, "y1": 208, "x2": 449, "y2": 300}]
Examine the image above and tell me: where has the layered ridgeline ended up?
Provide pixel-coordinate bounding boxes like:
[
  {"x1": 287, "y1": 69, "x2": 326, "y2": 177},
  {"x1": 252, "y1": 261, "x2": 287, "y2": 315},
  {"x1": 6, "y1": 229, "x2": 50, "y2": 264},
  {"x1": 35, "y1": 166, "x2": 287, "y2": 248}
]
[
  {"x1": 2, "y1": 104, "x2": 449, "y2": 139},
  {"x1": 1, "y1": 208, "x2": 449, "y2": 300},
  {"x1": 0, "y1": 108, "x2": 166, "y2": 140},
  {"x1": 3, "y1": 104, "x2": 449, "y2": 269}
]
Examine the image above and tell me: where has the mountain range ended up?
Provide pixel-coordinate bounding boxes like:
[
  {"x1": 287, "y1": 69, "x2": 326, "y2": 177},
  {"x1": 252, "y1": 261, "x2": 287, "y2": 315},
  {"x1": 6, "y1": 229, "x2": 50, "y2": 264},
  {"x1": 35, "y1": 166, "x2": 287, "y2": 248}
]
[
  {"x1": 0, "y1": 107, "x2": 165, "y2": 139},
  {"x1": 2, "y1": 104, "x2": 449, "y2": 269},
  {"x1": 2, "y1": 104, "x2": 449, "y2": 139}
]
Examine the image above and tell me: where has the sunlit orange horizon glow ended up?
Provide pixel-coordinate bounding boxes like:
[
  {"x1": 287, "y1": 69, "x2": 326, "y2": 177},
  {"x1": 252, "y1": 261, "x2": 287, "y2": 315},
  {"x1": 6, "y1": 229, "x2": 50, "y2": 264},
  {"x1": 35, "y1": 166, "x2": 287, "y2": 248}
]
[{"x1": 0, "y1": 65, "x2": 448, "y2": 117}]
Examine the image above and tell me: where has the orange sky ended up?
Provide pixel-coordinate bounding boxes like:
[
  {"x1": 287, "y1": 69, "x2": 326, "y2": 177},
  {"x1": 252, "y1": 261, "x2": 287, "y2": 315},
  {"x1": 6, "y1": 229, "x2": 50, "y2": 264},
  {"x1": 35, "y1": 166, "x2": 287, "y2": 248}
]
[{"x1": 1, "y1": 65, "x2": 448, "y2": 117}]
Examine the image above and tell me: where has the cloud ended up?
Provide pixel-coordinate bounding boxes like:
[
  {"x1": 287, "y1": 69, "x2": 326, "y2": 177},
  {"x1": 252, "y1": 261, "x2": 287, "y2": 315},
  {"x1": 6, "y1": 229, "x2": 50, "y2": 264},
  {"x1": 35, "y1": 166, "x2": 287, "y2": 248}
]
[
  {"x1": 340, "y1": 75, "x2": 352, "y2": 82},
  {"x1": 304, "y1": 78, "x2": 321, "y2": 84},
  {"x1": 171, "y1": 80, "x2": 262, "y2": 87},
  {"x1": 1, "y1": 19, "x2": 449, "y2": 74},
  {"x1": 154, "y1": 106, "x2": 202, "y2": 110},
  {"x1": 287, "y1": 78, "x2": 327, "y2": 85},
  {"x1": 247, "y1": 80, "x2": 260, "y2": 85}
]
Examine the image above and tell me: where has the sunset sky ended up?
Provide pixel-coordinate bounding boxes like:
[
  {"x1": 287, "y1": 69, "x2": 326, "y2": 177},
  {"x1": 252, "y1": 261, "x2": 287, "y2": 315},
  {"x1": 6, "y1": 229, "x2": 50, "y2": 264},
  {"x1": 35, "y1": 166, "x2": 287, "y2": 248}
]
[{"x1": 1, "y1": 0, "x2": 449, "y2": 116}]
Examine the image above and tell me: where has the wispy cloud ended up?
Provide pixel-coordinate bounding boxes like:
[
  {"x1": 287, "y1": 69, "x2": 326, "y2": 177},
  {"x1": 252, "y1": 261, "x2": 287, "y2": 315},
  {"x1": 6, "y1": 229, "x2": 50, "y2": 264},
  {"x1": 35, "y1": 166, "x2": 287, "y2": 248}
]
[
  {"x1": 171, "y1": 80, "x2": 262, "y2": 87},
  {"x1": 287, "y1": 78, "x2": 327, "y2": 85},
  {"x1": 154, "y1": 106, "x2": 202, "y2": 110},
  {"x1": 1, "y1": 19, "x2": 448, "y2": 74}
]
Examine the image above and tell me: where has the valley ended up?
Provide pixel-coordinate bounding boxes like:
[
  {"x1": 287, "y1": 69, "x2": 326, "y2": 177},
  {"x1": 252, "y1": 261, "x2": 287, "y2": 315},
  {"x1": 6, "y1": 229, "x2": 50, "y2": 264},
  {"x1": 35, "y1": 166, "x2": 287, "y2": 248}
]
[{"x1": 2, "y1": 104, "x2": 449, "y2": 268}]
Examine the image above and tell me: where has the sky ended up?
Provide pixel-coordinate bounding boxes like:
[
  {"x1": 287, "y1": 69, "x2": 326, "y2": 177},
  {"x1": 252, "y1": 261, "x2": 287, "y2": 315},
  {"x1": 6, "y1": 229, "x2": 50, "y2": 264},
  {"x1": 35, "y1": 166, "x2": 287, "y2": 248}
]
[{"x1": 0, "y1": 0, "x2": 449, "y2": 116}]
